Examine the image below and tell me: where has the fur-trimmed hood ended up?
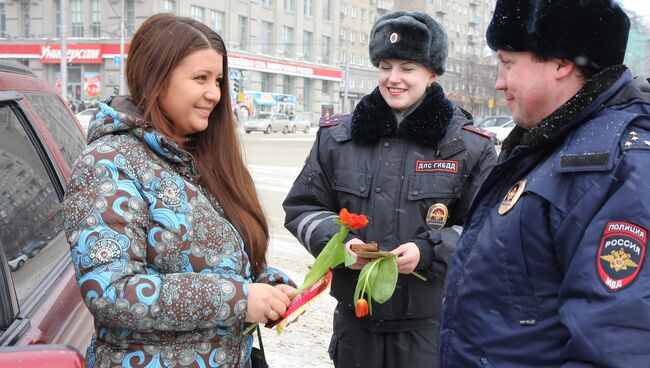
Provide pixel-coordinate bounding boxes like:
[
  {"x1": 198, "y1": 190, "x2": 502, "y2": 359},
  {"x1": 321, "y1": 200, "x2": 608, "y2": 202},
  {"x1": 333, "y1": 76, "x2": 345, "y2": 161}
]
[{"x1": 351, "y1": 83, "x2": 454, "y2": 146}]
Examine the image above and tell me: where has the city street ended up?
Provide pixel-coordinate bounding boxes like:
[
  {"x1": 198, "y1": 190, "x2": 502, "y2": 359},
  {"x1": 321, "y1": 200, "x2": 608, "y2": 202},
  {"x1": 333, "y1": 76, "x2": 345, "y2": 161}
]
[{"x1": 240, "y1": 130, "x2": 336, "y2": 368}]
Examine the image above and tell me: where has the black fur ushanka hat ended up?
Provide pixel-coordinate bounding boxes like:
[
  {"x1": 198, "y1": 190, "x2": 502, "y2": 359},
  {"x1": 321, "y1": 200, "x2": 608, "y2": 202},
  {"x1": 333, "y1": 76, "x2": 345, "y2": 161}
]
[
  {"x1": 486, "y1": 0, "x2": 630, "y2": 70},
  {"x1": 369, "y1": 11, "x2": 449, "y2": 75}
]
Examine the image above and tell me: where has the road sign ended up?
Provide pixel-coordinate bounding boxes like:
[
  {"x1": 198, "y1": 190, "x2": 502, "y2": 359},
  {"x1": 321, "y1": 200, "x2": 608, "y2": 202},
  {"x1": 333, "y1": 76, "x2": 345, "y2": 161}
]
[{"x1": 229, "y1": 70, "x2": 241, "y2": 80}]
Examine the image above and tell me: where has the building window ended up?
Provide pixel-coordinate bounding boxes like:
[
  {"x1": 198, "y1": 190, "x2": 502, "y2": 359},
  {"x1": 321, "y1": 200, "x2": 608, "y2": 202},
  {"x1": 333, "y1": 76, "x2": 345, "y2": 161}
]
[
  {"x1": 303, "y1": 0, "x2": 313, "y2": 16},
  {"x1": 210, "y1": 10, "x2": 224, "y2": 33},
  {"x1": 261, "y1": 21, "x2": 273, "y2": 55},
  {"x1": 322, "y1": 80, "x2": 330, "y2": 94},
  {"x1": 302, "y1": 31, "x2": 312, "y2": 61},
  {"x1": 284, "y1": 0, "x2": 294, "y2": 11},
  {"x1": 351, "y1": 6, "x2": 357, "y2": 18},
  {"x1": 303, "y1": 78, "x2": 311, "y2": 110},
  {"x1": 20, "y1": 1, "x2": 30, "y2": 37},
  {"x1": 163, "y1": 0, "x2": 176, "y2": 13},
  {"x1": 321, "y1": 35, "x2": 330, "y2": 64},
  {"x1": 261, "y1": 0, "x2": 273, "y2": 6},
  {"x1": 322, "y1": 0, "x2": 332, "y2": 21},
  {"x1": 282, "y1": 26, "x2": 294, "y2": 58},
  {"x1": 283, "y1": 75, "x2": 294, "y2": 95},
  {"x1": 53, "y1": 0, "x2": 61, "y2": 37},
  {"x1": 238, "y1": 16, "x2": 248, "y2": 51},
  {"x1": 191, "y1": 6, "x2": 205, "y2": 22},
  {"x1": 91, "y1": 0, "x2": 101, "y2": 37},
  {"x1": 261, "y1": 73, "x2": 274, "y2": 92},
  {"x1": 0, "y1": 4, "x2": 5, "y2": 37},
  {"x1": 125, "y1": 0, "x2": 135, "y2": 36}
]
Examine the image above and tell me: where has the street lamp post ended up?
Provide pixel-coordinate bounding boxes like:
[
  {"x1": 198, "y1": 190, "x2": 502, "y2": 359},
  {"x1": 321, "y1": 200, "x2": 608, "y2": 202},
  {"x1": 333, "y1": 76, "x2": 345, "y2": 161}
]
[
  {"x1": 119, "y1": 0, "x2": 126, "y2": 95},
  {"x1": 59, "y1": 0, "x2": 67, "y2": 99}
]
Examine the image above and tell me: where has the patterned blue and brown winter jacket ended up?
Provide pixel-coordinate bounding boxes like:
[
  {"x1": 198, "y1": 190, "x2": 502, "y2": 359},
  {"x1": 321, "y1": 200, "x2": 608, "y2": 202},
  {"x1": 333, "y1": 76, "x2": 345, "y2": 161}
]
[{"x1": 63, "y1": 96, "x2": 294, "y2": 368}]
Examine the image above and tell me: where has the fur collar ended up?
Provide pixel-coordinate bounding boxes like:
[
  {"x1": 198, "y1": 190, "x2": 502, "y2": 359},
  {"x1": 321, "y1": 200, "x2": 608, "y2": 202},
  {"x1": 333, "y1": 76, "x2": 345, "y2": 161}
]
[
  {"x1": 351, "y1": 83, "x2": 454, "y2": 146},
  {"x1": 501, "y1": 65, "x2": 627, "y2": 154}
]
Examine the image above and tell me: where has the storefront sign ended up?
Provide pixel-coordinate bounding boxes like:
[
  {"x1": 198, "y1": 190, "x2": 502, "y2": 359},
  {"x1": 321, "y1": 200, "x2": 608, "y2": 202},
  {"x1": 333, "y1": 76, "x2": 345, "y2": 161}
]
[
  {"x1": 40, "y1": 45, "x2": 103, "y2": 64},
  {"x1": 229, "y1": 54, "x2": 342, "y2": 81}
]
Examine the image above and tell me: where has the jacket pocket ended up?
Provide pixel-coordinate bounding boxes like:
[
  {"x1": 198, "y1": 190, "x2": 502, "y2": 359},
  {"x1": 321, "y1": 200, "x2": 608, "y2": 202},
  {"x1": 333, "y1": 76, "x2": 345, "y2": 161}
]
[
  {"x1": 407, "y1": 173, "x2": 462, "y2": 201},
  {"x1": 333, "y1": 169, "x2": 372, "y2": 198}
]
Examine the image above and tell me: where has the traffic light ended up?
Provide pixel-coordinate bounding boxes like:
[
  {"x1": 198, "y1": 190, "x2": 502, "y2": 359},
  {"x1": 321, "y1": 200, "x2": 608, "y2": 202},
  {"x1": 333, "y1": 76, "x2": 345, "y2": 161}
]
[{"x1": 233, "y1": 79, "x2": 240, "y2": 93}]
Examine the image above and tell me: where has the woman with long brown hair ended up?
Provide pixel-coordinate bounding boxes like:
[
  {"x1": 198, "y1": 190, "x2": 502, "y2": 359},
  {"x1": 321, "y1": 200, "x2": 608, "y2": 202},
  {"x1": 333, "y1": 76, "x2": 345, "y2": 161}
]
[{"x1": 63, "y1": 13, "x2": 295, "y2": 367}]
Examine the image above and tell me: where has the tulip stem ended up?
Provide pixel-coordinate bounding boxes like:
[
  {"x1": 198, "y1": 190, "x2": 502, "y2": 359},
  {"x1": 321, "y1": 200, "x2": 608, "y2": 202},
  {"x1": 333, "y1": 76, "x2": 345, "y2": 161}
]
[{"x1": 411, "y1": 271, "x2": 427, "y2": 281}]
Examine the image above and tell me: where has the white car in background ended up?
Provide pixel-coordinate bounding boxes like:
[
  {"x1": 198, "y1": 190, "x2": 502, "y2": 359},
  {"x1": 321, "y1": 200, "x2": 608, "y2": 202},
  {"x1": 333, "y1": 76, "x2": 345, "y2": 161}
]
[
  {"x1": 289, "y1": 115, "x2": 311, "y2": 133},
  {"x1": 75, "y1": 108, "x2": 98, "y2": 132},
  {"x1": 481, "y1": 119, "x2": 515, "y2": 144}
]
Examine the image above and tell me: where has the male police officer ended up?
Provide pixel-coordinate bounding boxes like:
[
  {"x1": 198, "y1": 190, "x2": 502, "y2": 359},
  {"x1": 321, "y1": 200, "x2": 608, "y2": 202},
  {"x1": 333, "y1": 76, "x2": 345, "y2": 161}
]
[{"x1": 439, "y1": 0, "x2": 650, "y2": 367}]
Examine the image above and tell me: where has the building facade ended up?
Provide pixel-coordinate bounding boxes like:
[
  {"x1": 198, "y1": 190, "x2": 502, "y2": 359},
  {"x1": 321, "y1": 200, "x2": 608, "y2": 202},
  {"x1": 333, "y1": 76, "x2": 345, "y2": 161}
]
[{"x1": 0, "y1": 0, "x2": 343, "y2": 122}]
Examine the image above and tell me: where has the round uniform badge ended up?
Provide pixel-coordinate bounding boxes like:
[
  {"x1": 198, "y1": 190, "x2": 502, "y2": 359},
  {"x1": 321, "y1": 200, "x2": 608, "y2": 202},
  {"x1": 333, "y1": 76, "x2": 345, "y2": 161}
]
[
  {"x1": 498, "y1": 179, "x2": 526, "y2": 215},
  {"x1": 426, "y1": 203, "x2": 448, "y2": 229},
  {"x1": 389, "y1": 32, "x2": 400, "y2": 44}
]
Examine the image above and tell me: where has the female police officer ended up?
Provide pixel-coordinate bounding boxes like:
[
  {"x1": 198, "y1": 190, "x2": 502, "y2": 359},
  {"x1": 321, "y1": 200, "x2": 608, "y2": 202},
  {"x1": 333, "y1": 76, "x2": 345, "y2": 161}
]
[{"x1": 283, "y1": 11, "x2": 496, "y2": 368}]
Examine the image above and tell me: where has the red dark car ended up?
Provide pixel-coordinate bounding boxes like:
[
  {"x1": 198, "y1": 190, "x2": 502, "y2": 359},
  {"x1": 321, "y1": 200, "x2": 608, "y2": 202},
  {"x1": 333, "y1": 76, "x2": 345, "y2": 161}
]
[{"x1": 0, "y1": 61, "x2": 93, "y2": 365}]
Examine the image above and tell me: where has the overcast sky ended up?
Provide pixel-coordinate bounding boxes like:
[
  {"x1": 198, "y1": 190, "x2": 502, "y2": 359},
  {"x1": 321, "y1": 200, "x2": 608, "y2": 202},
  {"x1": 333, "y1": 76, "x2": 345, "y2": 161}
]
[{"x1": 620, "y1": 0, "x2": 650, "y2": 17}]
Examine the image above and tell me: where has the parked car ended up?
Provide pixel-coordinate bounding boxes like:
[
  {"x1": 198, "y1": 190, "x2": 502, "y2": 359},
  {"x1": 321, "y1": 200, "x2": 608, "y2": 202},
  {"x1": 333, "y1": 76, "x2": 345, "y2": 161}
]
[
  {"x1": 289, "y1": 115, "x2": 311, "y2": 134},
  {"x1": 476, "y1": 115, "x2": 512, "y2": 129},
  {"x1": 75, "y1": 107, "x2": 98, "y2": 132},
  {"x1": 7, "y1": 249, "x2": 28, "y2": 271},
  {"x1": 482, "y1": 119, "x2": 516, "y2": 144},
  {"x1": 23, "y1": 240, "x2": 48, "y2": 257},
  {"x1": 243, "y1": 112, "x2": 292, "y2": 134},
  {"x1": 0, "y1": 61, "x2": 93, "y2": 365}
]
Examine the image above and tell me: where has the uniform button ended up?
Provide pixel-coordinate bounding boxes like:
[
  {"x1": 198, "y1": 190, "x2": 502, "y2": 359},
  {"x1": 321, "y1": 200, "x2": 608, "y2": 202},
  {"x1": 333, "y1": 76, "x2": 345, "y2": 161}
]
[
  {"x1": 412, "y1": 191, "x2": 419, "y2": 196},
  {"x1": 375, "y1": 187, "x2": 382, "y2": 193},
  {"x1": 359, "y1": 186, "x2": 366, "y2": 193},
  {"x1": 442, "y1": 296, "x2": 446, "y2": 304},
  {"x1": 384, "y1": 142, "x2": 390, "y2": 147}
]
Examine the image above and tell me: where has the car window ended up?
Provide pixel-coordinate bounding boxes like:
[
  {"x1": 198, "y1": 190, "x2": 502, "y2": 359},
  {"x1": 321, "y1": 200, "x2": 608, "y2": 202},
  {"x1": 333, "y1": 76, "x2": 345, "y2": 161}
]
[
  {"x1": 0, "y1": 103, "x2": 68, "y2": 306},
  {"x1": 254, "y1": 113, "x2": 271, "y2": 119},
  {"x1": 503, "y1": 120, "x2": 515, "y2": 128},
  {"x1": 23, "y1": 93, "x2": 86, "y2": 170},
  {"x1": 479, "y1": 118, "x2": 497, "y2": 127}
]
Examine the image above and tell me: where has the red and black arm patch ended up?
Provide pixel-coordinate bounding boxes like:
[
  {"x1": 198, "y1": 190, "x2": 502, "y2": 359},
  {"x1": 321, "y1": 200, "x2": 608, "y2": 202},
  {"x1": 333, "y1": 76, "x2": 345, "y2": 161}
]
[{"x1": 597, "y1": 221, "x2": 647, "y2": 292}]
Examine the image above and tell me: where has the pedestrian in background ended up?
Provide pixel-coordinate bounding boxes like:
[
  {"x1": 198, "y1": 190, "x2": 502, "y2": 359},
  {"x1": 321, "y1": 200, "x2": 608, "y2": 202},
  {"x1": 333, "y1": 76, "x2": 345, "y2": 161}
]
[
  {"x1": 63, "y1": 13, "x2": 295, "y2": 368},
  {"x1": 284, "y1": 11, "x2": 496, "y2": 368},
  {"x1": 439, "y1": 1, "x2": 650, "y2": 366}
]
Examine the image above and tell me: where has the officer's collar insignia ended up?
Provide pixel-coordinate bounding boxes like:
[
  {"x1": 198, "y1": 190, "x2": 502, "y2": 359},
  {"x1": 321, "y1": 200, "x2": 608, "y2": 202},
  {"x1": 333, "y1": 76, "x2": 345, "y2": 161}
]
[
  {"x1": 389, "y1": 32, "x2": 400, "y2": 44},
  {"x1": 498, "y1": 179, "x2": 526, "y2": 215},
  {"x1": 598, "y1": 221, "x2": 647, "y2": 292},
  {"x1": 426, "y1": 203, "x2": 448, "y2": 229}
]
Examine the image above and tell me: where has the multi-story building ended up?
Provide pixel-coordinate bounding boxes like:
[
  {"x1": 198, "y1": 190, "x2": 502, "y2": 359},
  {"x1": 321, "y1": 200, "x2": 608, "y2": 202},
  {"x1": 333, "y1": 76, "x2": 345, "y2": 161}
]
[{"x1": 0, "y1": 0, "x2": 343, "y2": 121}]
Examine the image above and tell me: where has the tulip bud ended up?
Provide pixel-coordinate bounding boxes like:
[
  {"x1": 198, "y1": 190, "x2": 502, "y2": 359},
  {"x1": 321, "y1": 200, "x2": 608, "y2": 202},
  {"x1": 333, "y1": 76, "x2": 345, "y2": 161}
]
[{"x1": 355, "y1": 298, "x2": 369, "y2": 318}]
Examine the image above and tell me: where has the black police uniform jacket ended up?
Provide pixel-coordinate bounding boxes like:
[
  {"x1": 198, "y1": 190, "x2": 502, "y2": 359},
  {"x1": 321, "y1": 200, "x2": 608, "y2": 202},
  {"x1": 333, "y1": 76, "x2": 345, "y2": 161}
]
[{"x1": 283, "y1": 84, "x2": 496, "y2": 327}]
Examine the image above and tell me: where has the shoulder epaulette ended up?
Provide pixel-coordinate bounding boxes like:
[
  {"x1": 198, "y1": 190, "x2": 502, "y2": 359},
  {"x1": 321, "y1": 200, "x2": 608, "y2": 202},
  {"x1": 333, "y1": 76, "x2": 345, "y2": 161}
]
[
  {"x1": 462, "y1": 124, "x2": 494, "y2": 139},
  {"x1": 319, "y1": 113, "x2": 351, "y2": 127},
  {"x1": 621, "y1": 127, "x2": 650, "y2": 151}
]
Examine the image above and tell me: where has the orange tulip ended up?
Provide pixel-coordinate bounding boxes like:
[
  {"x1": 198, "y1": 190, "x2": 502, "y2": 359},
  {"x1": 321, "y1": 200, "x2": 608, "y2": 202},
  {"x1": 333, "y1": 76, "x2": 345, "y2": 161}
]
[
  {"x1": 339, "y1": 208, "x2": 369, "y2": 230},
  {"x1": 355, "y1": 298, "x2": 369, "y2": 318}
]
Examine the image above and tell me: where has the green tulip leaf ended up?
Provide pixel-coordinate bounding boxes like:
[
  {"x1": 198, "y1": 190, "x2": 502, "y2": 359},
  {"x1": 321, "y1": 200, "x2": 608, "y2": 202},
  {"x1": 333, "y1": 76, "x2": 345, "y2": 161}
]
[
  {"x1": 299, "y1": 225, "x2": 348, "y2": 292},
  {"x1": 371, "y1": 256, "x2": 398, "y2": 304}
]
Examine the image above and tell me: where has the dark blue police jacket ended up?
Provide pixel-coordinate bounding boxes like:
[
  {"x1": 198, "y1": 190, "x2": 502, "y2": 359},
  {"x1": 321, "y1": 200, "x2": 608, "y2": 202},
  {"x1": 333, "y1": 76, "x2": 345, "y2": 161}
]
[{"x1": 439, "y1": 67, "x2": 650, "y2": 367}]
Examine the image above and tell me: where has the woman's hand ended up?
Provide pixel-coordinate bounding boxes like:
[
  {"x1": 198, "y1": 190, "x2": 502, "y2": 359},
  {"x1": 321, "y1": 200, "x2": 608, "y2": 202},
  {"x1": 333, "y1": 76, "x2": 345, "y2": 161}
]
[
  {"x1": 345, "y1": 238, "x2": 371, "y2": 270},
  {"x1": 391, "y1": 242, "x2": 420, "y2": 274},
  {"x1": 245, "y1": 283, "x2": 292, "y2": 323}
]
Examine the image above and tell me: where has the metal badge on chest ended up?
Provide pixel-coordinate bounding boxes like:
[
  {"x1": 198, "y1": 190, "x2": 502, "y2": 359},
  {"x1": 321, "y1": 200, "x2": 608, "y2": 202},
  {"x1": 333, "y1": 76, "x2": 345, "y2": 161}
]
[{"x1": 498, "y1": 179, "x2": 526, "y2": 215}]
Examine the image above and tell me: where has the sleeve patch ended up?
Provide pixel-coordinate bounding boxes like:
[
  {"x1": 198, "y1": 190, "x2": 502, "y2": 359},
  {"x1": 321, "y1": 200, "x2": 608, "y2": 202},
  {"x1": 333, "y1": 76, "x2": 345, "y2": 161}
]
[{"x1": 597, "y1": 221, "x2": 647, "y2": 292}]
